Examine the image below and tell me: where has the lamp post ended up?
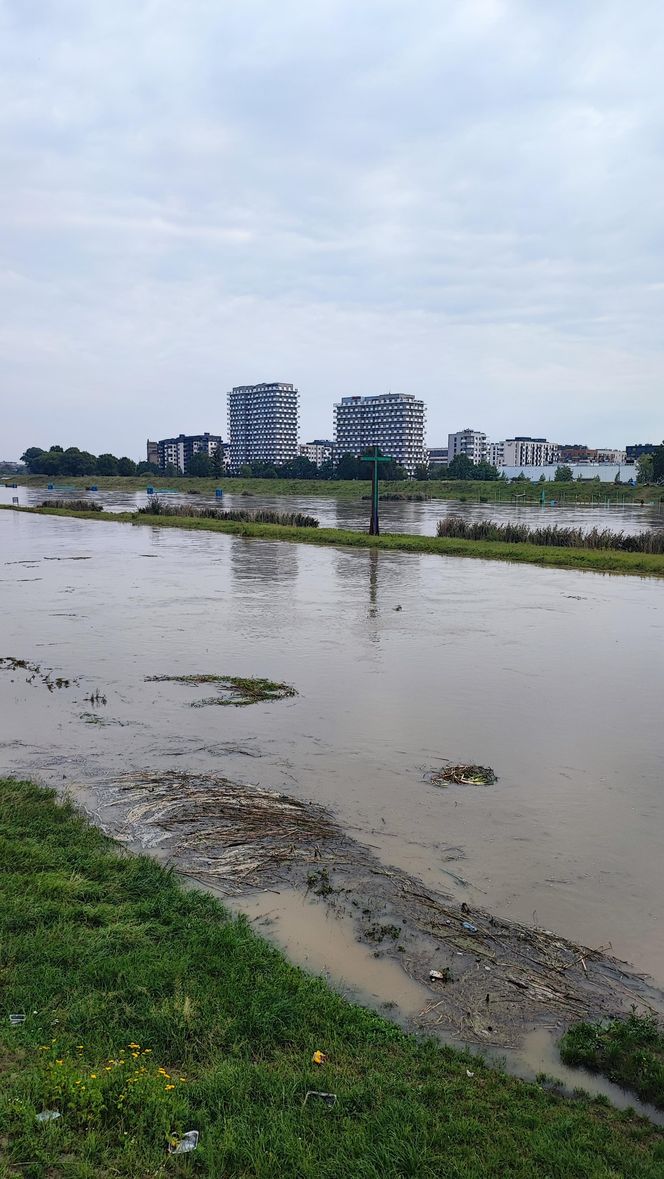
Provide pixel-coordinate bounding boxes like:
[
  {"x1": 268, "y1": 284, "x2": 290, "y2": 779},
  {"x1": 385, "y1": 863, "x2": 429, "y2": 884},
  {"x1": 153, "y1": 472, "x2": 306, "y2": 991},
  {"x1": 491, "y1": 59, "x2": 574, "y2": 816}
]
[{"x1": 361, "y1": 446, "x2": 391, "y2": 535}]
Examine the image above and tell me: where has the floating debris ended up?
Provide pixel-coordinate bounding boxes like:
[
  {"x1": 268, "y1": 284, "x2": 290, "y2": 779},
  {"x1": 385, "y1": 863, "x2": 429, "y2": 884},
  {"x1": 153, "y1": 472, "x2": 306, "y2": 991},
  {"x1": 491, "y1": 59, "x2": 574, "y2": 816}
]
[
  {"x1": 0, "y1": 657, "x2": 75, "y2": 691},
  {"x1": 431, "y1": 764, "x2": 497, "y2": 787},
  {"x1": 145, "y1": 674, "x2": 297, "y2": 708}
]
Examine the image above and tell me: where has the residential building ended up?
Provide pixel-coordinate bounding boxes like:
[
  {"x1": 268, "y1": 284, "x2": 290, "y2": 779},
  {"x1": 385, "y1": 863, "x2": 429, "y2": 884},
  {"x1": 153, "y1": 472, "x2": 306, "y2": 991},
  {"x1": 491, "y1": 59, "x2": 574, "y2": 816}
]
[
  {"x1": 502, "y1": 437, "x2": 559, "y2": 466},
  {"x1": 447, "y1": 429, "x2": 487, "y2": 465},
  {"x1": 156, "y1": 432, "x2": 224, "y2": 474},
  {"x1": 558, "y1": 444, "x2": 592, "y2": 463},
  {"x1": 299, "y1": 439, "x2": 334, "y2": 468},
  {"x1": 486, "y1": 441, "x2": 505, "y2": 467},
  {"x1": 596, "y1": 448, "x2": 627, "y2": 464},
  {"x1": 427, "y1": 446, "x2": 448, "y2": 467},
  {"x1": 626, "y1": 443, "x2": 655, "y2": 462},
  {"x1": 146, "y1": 440, "x2": 159, "y2": 466},
  {"x1": 334, "y1": 393, "x2": 426, "y2": 476},
  {"x1": 228, "y1": 382, "x2": 299, "y2": 470}
]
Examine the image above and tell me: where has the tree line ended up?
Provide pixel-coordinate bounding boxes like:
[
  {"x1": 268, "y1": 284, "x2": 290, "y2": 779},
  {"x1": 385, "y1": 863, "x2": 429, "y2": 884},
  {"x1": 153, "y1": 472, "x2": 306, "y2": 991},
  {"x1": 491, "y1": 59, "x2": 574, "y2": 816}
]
[{"x1": 21, "y1": 447, "x2": 158, "y2": 477}]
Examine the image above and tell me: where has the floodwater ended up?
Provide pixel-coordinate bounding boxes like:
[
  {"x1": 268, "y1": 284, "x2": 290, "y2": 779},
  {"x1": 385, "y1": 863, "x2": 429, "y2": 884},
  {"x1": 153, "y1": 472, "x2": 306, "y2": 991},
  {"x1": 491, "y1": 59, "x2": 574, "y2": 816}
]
[
  {"x1": 2, "y1": 482, "x2": 663, "y2": 537},
  {"x1": 1, "y1": 508, "x2": 663, "y2": 1109}
]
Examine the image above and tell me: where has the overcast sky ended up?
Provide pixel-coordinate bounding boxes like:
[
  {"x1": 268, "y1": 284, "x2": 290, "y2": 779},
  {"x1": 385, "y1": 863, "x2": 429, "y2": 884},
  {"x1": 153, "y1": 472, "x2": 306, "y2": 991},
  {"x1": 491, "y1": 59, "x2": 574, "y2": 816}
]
[{"x1": 2, "y1": 0, "x2": 663, "y2": 459}]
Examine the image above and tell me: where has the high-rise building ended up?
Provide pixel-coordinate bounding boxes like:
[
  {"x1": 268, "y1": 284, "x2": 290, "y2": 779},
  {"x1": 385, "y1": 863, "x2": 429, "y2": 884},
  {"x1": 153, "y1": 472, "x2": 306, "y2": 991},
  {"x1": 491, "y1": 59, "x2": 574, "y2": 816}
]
[
  {"x1": 146, "y1": 440, "x2": 159, "y2": 467},
  {"x1": 333, "y1": 393, "x2": 426, "y2": 476},
  {"x1": 428, "y1": 446, "x2": 449, "y2": 467},
  {"x1": 156, "y1": 432, "x2": 224, "y2": 474},
  {"x1": 447, "y1": 429, "x2": 487, "y2": 465},
  {"x1": 228, "y1": 382, "x2": 299, "y2": 470},
  {"x1": 299, "y1": 440, "x2": 334, "y2": 468},
  {"x1": 486, "y1": 441, "x2": 505, "y2": 467}
]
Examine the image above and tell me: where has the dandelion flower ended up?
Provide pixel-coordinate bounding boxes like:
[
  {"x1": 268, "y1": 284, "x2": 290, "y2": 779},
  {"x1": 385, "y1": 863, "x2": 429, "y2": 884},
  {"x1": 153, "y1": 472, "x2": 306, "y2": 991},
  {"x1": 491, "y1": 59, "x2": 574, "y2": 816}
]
[
  {"x1": 90, "y1": 1073, "x2": 97, "y2": 1079},
  {"x1": 128, "y1": 1042, "x2": 140, "y2": 1049},
  {"x1": 179, "y1": 1077, "x2": 187, "y2": 1082},
  {"x1": 55, "y1": 1060, "x2": 64, "y2": 1066},
  {"x1": 165, "y1": 1084, "x2": 175, "y2": 1091}
]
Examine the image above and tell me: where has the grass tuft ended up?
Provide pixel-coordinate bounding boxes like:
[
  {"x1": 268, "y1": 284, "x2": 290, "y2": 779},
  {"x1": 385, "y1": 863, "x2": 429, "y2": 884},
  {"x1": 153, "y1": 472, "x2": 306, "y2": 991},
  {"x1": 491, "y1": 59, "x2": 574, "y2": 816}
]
[{"x1": 560, "y1": 1013, "x2": 664, "y2": 1109}]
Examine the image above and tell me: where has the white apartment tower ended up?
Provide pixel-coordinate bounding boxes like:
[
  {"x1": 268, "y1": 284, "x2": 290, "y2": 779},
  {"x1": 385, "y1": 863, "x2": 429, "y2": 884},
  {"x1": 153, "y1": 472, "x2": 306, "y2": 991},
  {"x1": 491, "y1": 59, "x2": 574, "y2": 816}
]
[
  {"x1": 447, "y1": 429, "x2": 488, "y2": 465},
  {"x1": 334, "y1": 393, "x2": 426, "y2": 476},
  {"x1": 228, "y1": 382, "x2": 299, "y2": 470}
]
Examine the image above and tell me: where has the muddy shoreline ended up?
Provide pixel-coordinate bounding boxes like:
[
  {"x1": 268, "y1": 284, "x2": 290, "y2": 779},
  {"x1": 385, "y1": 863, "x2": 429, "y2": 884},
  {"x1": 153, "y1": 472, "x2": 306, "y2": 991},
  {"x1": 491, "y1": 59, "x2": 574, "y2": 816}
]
[{"x1": 68, "y1": 770, "x2": 664, "y2": 1055}]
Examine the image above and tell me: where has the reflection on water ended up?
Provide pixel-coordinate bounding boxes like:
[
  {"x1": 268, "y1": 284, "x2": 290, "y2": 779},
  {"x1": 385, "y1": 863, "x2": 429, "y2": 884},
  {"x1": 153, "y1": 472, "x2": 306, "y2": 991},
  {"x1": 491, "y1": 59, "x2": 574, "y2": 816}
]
[
  {"x1": 2, "y1": 483, "x2": 663, "y2": 537},
  {"x1": 1, "y1": 510, "x2": 663, "y2": 996}
]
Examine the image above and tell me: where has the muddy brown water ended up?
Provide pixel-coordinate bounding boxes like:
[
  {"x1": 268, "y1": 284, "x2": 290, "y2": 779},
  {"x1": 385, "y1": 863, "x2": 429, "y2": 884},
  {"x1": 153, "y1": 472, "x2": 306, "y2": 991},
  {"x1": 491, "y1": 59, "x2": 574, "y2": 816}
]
[
  {"x1": 2, "y1": 483, "x2": 664, "y2": 536},
  {"x1": 1, "y1": 509, "x2": 663, "y2": 1110}
]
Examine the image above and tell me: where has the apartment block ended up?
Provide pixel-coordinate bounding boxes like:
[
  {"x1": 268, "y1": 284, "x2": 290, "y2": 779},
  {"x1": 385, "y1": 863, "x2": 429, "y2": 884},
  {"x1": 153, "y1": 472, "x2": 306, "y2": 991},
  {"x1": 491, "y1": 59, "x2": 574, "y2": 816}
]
[
  {"x1": 228, "y1": 382, "x2": 299, "y2": 469},
  {"x1": 299, "y1": 439, "x2": 334, "y2": 467},
  {"x1": 334, "y1": 393, "x2": 426, "y2": 476},
  {"x1": 502, "y1": 437, "x2": 559, "y2": 466},
  {"x1": 486, "y1": 441, "x2": 505, "y2": 467},
  {"x1": 447, "y1": 429, "x2": 487, "y2": 464},
  {"x1": 156, "y1": 432, "x2": 224, "y2": 474},
  {"x1": 428, "y1": 446, "x2": 449, "y2": 466}
]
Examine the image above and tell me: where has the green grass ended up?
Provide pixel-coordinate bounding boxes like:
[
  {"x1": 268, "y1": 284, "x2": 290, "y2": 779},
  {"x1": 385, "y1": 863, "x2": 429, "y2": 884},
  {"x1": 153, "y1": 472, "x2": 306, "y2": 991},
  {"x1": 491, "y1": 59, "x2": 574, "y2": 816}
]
[
  {"x1": 1, "y1": 779, "x2": 662, "y2": 1177},
  {"x1": 144, "y1": 674, "x2": 297, "y2": 706},
  {"x1": 560, "y1": 1015, "x2": 664, "y2": 1110},
  {"x1": 4, "y1": 503, "x2": 663, "y2": 577},
  {"x1": 14, "y1": 472, "x2": 664, "y2": 504}
]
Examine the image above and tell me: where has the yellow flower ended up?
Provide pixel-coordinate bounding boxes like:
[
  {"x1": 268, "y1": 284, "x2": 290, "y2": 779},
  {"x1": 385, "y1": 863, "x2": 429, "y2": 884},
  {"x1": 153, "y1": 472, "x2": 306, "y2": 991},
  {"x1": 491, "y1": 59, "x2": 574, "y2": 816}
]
[
  {"x1": 105, "y1": 1067, "x2": 112, "y2": 1072},
  {"x1": 165, "y1": 1084, "x2": 175, "y2": 1090},
  {"x1": 38, "y1": 1046, "x2": 49, "y2": 1051},
  {"x1": 128, "y1": 1042, "x2": 140, "y2": 1049},
  {"x1": 141, "y1": 1048, "x2": 152, "y2": 1054},
  {"x1": 179, "y1": 1077, "x2": 187, "y2": 1082},
  {"x1": 131, "y1": 1052, "x2": 139, "y2": 1059},
  {"x1": 55, "y1": 1060, "x2": 64, "y2": 1066},
  {"x1": 90, "y1": 1074, "x2": 97, "y2": 1079}
]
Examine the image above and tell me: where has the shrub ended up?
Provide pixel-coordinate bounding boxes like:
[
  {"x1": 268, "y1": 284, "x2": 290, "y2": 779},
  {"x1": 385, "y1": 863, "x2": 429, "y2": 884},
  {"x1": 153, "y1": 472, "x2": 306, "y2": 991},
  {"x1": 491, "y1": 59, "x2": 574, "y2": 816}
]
[
  {"x1": 435, "y1": 516, "x2": 664, "y2": 554},
  {"x1": 137, "y1": 497, "x2": 319, "y2": 528},
  {"x1": 41, "y1": 499, "x2": 103, "y2": 512}
]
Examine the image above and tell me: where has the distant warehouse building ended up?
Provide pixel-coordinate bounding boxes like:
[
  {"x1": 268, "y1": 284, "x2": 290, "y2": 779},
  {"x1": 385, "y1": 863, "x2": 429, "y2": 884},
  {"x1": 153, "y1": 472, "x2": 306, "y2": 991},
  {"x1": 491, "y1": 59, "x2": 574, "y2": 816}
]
[
  {"x1": 334, "y1": 393, "x2": 426, "y2": 476},
  {"x1": 299, "y1": 439, "x2": 334, "y2": 467},
  {"x1": 153, "y1": 432, "x2": 224, "y2": 474},
  {"x1": 228, "y1": 382, "x2": 299, "y2": 470}
]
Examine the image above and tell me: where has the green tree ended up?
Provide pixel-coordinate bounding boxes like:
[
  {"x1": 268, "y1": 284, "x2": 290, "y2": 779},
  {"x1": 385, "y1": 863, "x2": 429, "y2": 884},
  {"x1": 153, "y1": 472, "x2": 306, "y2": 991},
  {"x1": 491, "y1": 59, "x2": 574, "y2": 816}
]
[
  {"x1": 474, "y1": 461, "x2": 500, "y2": 481},
  {"x1": 637, "y1": 453, "x2": 654, "y2": 483},
  {"x1": 187, "y1": 453, "x2": 212, "y2": 477},
  {"x1": 41, "y1": 451, "x2": 64, "y2": 476},
  {"x1": 117, "y1": 456, "x2": 137, "y2": 476},
  {"x1": 414, "y1": 464, "x2": 429, "y2": 481},
  {"x1": 49, "y1": 445, "x2": 64, "y2": 453},
  {"x1": 96, "y1": 453, "x2": 119, "y2": 476},
  {"x1": 60, "y1": 448, "x2": 97, "y2": 475},
  {"x1": 335, "y1": 453, "x2": 362, "y2": 480},
  {"x1": 447, "y1": 454, "x2": 475, "y2": 480},
  {"x1": 239, "y1": 464, "x2": 252, "y2": 478},
  {"x1": 211, "y1": 445, "x2": 223, "y2": 479},
  {"x1": 651, "y1": 442, "x2": 664, "y2": 482},
  {"x1": 318, "y1": 458, "x2": 334, "y2": 480},
  {"x1": 554, "y1": 464, "x2": 574, "y2": 482},
  {"x1": 136, "y1": 461, "x2": 160, "y2": 475}
]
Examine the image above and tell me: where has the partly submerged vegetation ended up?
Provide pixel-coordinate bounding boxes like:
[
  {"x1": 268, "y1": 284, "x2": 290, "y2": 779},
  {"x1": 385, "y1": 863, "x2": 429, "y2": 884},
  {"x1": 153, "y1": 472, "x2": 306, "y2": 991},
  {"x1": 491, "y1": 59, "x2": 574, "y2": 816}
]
[
  {"x1": 560, "y1": 1014, "x2": 664, "y2": 1110},
  {"x1": 1, "y1": 778, "x2": 663, "y2": 1177},
  {"x1": 137, "y1": 495, "x2": 319, "y2": 527},
  {"x1": 431, "y1": 763, "x2": 497, "y2": 786},
  {"x1": 4, "y1": 503, "x2": 664, "y2": 576},
  {"x1": 436, "y1": 515, "x2": 664, "y2": 553},
  {"x1": 145, "y1": 673, "x2": 297, "y2": 707},
  {"x1": 39, "y1": 498, "x2": 103, "y2": 512}
]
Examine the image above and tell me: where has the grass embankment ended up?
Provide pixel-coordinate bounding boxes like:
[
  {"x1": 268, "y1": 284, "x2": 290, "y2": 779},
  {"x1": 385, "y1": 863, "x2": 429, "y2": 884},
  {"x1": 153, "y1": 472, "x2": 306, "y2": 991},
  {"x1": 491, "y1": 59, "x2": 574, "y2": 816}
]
[
  {"x1": 4, "y1": 503, "x2": 664, "y2": 576},
  {"x1": 13, "y1": 473, "x2": 664, "y2": 504},
  {"x1": 560, "y1": 1015, "x2": 664, "y2": 1110},
  {"x1": 1, "y1": 779, "x2": 662, "y2": 1178}
]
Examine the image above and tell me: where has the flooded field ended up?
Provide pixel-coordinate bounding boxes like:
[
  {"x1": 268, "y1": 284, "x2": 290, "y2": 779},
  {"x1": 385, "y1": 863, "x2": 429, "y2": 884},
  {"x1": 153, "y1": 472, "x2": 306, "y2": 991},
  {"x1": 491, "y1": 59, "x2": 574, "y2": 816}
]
[
  {"x1": 1, "y1": 509, "x2": 663, "y2": 1095},
  {"x1": 2, "y1": 482, "x2": 663, "y2": 537}
]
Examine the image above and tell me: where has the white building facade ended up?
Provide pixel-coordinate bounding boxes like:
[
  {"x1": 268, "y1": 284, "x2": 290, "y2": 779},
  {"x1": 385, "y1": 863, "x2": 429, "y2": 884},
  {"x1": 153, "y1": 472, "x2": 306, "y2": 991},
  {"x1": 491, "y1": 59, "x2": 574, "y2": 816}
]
[
  {"x1": 486, "y1": 441, "x2": 505, "y2": 467},
  {"x1": 228, "y1": 382, "x2": 299, "y2": 470},
  {"x1": 447, "y1": 429, "x2": 488, "y2": 464},
  {"x1": 501, "y1": 437, "x2": 559, "y2": 467},
  {"x1": 334, "y1": 393, "x2": 426, "y2": 476},
  {"x1": 299, "y1": 440, "x2": 334, "y2": 467}
]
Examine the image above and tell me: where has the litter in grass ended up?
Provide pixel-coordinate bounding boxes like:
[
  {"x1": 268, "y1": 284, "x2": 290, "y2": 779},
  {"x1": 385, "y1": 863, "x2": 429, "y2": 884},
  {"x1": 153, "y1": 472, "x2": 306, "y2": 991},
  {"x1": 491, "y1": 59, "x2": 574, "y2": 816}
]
[
  {"x1": 429, "y1": 969, "x2": 451, "y2": 983},
  {"x1": 466, "y1": 1070, "x2": 475, "y2": 1078},
  {"x1": 168, "y1": 1130, "x2": 199, "y2": 1154},
  {"x1": 304, "y1": 1091, "x2": 337, "y2": 1107},
  {"x1": 431, "y1": 764, "x2": 497, "y2": 786},
  {"x1": 145, "y1": 673, "x2": 297, "y2": 708},
  {"x1": 463, "y1": 922, "x2": 479, "y2": 934},
  {"x1": 36, "y1": 1110, "x2": 61, "y2": 1122},
  {"x1": 9, "y1": 1012, "x2": 26, "y2": 1025}
]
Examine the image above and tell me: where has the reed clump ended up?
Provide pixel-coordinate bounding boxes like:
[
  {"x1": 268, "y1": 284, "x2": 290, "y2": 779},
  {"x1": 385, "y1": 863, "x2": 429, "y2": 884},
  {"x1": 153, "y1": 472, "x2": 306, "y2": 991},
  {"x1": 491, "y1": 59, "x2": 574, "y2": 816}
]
[
  {"x1": 436, "y1": 515, "x2": 664, "y2": 553},
  {"x1": 137, "y1": 496, "x2": 318, "y2": 527},
  {"x1": 40, "y1": 499, "x2": 103, "y2": 512}
]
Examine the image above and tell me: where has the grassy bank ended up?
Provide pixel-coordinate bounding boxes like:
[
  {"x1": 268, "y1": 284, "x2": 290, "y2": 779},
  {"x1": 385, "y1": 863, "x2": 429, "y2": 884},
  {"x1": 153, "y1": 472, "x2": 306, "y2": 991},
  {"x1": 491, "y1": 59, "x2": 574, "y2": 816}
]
[
  {"x1": 12, "y1": 472, "x2": 664, "y2": 504},
  {"x1": 560, "y1": 1014, "x2": 664, "y2": 1110},
  {"x1": 4, "y1": 503, "x2": 664, "y2": 576},
  {"x1": 1, "y1": 779, "x2": 662, "y2": 1178}
]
